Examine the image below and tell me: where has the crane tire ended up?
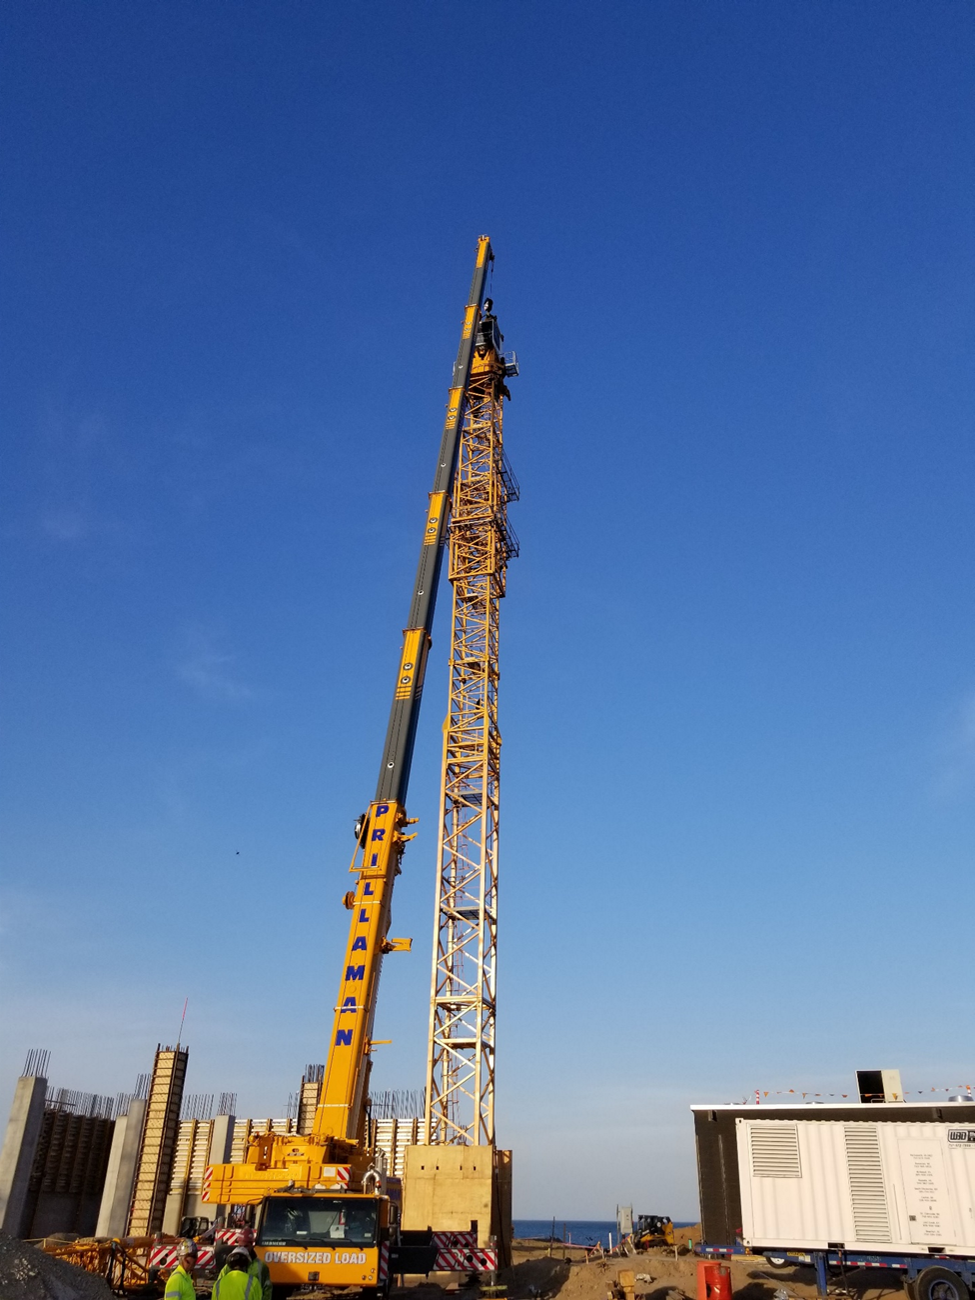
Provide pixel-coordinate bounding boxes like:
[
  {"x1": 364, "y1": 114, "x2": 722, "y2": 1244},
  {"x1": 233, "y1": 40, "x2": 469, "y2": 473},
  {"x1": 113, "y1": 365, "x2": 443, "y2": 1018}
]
[{"x1": 915, "y1": 1267, "x2": 969, "y2": 1300}]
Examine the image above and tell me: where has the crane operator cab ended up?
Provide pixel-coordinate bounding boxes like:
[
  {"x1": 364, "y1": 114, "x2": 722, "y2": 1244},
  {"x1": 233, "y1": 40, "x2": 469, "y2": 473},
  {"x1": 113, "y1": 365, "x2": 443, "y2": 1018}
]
[
  {"x1": 476, "y1": 298, "x2": 503, "y2": 356},
  {"x1": 476, "y1": 298, "x2": 519, "y2": 377}
]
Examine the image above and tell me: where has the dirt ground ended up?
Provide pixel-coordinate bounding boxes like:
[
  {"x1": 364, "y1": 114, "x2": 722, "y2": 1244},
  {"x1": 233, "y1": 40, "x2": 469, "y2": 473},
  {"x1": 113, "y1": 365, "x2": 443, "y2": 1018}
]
[
  {"x1": 493, "y1": 1239, "x2": 912, "y2": 1300},
  {"x1": 0, "y1": 1229, "x2": 915, "y2": 1300},
  {"x1": 393, "y1": 1237, "x2": 913, "y2": 1300}
]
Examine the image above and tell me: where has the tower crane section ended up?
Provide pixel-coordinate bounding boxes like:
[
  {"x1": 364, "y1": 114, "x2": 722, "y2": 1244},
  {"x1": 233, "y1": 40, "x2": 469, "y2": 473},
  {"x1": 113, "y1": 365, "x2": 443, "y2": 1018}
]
[{"x1": 424, "y1": 303, "x2": 519, "y2": 1147}]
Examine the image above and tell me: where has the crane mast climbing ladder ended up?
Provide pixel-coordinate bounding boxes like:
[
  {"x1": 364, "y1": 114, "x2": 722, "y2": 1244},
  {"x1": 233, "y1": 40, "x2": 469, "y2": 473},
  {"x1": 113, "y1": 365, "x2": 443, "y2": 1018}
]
[{"x1": 424, "y1": 302, "x2": 519, "y2": 1147}]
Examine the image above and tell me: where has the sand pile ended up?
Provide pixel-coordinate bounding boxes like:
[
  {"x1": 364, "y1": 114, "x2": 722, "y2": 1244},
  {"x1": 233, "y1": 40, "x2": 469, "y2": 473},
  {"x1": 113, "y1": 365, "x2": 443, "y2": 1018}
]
[
  {"x1": 0, "y1": 1233, "x2": 115, "y2": 1300},
  {"x1": 502, "y1": 1255, "x2": 572, "y2": 1299}
]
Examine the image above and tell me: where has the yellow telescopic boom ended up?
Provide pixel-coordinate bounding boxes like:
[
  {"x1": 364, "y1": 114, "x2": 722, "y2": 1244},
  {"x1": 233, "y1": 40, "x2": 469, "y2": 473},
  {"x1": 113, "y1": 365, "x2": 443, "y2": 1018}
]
[
  {"x1": 205, "y1": 236, "x2": 495, "y2": 1205},
  {"x1": 314, "y1": 234, "x2": 494, "y2": 1141}
]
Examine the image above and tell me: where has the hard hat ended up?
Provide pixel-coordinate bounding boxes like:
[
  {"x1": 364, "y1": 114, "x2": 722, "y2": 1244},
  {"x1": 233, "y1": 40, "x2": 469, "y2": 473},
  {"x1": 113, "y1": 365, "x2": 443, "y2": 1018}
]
[
  {"x1": 177, "y1": 1238, "x2": 199, "y2": 1258},
  {"x1": 228, "y1": 1246, "x2": 250, "y2": 1269}
]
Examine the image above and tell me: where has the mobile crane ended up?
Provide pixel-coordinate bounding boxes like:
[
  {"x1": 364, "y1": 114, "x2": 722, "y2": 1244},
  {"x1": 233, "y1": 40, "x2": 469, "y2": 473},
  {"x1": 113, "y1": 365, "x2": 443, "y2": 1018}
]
[{"x1": 203, "y1": 237, "x2": 515, "y2": 1296}]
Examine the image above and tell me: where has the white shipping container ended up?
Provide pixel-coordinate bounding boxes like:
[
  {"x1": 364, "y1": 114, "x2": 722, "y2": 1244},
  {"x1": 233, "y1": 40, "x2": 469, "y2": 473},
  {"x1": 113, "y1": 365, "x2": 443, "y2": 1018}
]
[{"x1": 736, "y1": 1118, "x2": 975, "y2": 1256}]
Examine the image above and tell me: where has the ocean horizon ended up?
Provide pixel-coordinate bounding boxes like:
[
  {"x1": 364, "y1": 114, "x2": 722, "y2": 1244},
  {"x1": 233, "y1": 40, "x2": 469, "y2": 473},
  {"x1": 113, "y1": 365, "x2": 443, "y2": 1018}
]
[{"x1": 513, "y1": 1219, "x2": 696, "y2": 1246}]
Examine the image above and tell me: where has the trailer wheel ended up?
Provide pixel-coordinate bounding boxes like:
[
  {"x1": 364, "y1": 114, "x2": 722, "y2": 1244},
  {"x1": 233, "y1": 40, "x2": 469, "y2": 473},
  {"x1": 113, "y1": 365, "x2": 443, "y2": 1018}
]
[
  {"x1": 915, "y1": 1267, "x2": 969, "y2": 1300},
  {"x1": 764, "y1": 1256, "x2": 789, "y2": 1269}
]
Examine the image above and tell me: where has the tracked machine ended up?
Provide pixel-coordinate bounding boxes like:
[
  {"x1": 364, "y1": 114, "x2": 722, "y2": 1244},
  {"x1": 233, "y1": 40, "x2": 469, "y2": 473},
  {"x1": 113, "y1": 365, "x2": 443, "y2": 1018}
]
[{"x1": 633, "y1": 1215, "x2": 675, "y2": 1251}]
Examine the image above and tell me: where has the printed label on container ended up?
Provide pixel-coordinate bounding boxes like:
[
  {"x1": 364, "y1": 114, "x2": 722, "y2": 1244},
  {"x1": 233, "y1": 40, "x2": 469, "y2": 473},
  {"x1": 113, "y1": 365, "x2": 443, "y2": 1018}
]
[{"x1": 897, "y1": 1140, "x2": 956, "y2": 1245}]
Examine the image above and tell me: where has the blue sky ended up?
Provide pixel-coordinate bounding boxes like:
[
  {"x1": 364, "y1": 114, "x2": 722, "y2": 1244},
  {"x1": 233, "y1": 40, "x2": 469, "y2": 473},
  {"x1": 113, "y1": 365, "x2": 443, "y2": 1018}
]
[{"x1": 2, "y1": 1, "x2": 973, "y2": 1220}]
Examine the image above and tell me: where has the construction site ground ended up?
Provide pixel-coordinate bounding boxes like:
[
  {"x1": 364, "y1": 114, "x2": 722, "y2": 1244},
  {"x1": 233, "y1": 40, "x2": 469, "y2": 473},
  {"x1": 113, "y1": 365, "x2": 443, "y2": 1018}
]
[
  {"x1": 395, "y1": 1234, "x2": 912, "y2": 1300},
  {"x1": 0, "y1": 1230, "x2": 916, "y2": 1300}
]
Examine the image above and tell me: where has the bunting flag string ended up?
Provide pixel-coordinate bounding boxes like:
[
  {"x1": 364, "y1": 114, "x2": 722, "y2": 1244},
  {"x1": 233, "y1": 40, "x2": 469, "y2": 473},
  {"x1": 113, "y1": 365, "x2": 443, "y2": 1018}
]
[{"x1": 742, "y1": 1084, "x2": 973, "y2": 1102}]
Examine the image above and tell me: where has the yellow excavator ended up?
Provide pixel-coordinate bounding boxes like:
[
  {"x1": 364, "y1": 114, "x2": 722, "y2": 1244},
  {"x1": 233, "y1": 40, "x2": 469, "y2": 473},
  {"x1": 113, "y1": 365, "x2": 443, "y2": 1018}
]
[{"x1": 203, "y1": 237, "x2": 511, "y2": 1297}]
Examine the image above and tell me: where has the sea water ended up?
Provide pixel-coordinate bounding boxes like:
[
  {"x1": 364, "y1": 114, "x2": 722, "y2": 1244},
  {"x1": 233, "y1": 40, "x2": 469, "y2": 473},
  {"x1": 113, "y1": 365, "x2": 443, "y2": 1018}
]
[{"x1": 513, "y1": 1220, "x2": 695, "y2": 1247}]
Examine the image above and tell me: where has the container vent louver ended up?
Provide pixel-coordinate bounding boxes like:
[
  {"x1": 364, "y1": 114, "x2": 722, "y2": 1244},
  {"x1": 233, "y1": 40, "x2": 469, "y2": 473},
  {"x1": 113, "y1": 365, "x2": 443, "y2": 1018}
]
[
  {"x1": 844, "y1": 1125, "x2": 892, "y2": 1242},
  {"x1": 749, "y1": 1124, "x2": 802, "y2": 1178}
]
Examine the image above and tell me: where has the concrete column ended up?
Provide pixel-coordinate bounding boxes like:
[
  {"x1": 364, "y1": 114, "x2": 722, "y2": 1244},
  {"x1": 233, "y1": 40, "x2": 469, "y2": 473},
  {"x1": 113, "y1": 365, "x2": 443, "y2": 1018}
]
[
  {"x1": 207, "y1": 1114, "x2": 234, "y2": 1167},
  {"x1": 95, "y1": 1097, "x2": 146, "y2": 1239},
  {"x1": 0, "y1": 1075, "x2": 47, "y2": 1236},
  {"x1": 162, "y1": 1119, "x2": 196, "y2": 1236},
  {"x1": 161, "y1": 1188, "x2": 184, "y2": 1235},
  {"x1": 202, "y1": 1114, "x2": 235, "y2": 1224}
]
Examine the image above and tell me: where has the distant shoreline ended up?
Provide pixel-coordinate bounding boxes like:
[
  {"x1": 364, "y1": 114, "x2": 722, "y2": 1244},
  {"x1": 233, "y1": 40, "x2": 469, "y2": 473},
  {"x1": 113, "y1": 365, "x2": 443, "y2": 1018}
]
[{"x1": 512, "y1": 1219, "x2": 698, "y2": 1245}]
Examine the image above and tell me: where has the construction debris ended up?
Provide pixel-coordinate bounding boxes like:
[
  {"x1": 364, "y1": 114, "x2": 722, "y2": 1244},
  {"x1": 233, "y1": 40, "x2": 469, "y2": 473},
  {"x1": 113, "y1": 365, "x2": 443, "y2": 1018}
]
[{"x1": 0, "y1": 1232, "x2": 115, "y2": 1300}]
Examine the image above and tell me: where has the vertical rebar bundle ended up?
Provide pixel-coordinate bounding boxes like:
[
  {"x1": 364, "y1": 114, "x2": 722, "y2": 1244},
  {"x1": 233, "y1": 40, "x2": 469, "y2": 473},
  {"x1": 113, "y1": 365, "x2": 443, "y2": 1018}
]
[
  {"x1": 217, "y1": 1091, "x2": 237, "y2": 1116},
  {"x1": 370, "y1": 1088, "x2": 426, "y2": 1120},
  {"x1": 22, "y1": 1048, "x2": 51, "y2": 1079}
]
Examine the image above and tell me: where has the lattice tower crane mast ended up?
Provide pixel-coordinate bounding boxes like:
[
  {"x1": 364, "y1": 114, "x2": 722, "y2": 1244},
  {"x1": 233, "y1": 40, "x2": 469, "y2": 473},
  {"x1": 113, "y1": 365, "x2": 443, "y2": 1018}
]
[{"x1": 424, "y1": 303, "x2": 518, "y2": 1146}]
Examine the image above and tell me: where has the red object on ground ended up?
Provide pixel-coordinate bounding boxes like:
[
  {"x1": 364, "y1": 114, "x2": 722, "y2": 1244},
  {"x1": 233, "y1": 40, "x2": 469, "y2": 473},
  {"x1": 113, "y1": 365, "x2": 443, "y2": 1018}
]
[{"x1": 697, "y1": 1260, "x2": 733, "y2": 1300}]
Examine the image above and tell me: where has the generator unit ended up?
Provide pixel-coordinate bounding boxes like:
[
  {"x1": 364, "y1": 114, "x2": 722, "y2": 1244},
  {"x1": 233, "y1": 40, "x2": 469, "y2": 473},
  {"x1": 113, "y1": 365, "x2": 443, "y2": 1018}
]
[
  {"x1": 736, "y1": 1115, "x2": 975, "y2": 1254},
  {"x1": 693, "y1": 1101, "x2": 975, "y2": 1300}
]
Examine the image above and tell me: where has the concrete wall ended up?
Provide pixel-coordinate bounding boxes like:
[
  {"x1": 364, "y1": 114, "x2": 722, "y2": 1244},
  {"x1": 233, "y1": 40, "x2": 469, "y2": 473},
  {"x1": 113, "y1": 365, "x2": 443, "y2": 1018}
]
[
  {"x1": 402, "y1": 1145, "x2": 494, "y2": 1244},
  {"x1": 23, "y1": 1109, "x2": 115, "y2": 1238},
  {"x1": 96, "y1": 1098, "x2": 147, "y2": 1239},
  {"x1": 0, "y1": 1075, "x2": 47, "y2": 1236},
  {"x1": 492, "y1": 1148, "x2": 513, "y2": 1266},
  {"x1": 402, "y1": 1146, "x2": 512, "y2": 1259},
  {"x1": 30, "y1": 1190, "x2": 104, "y2": 1239}
]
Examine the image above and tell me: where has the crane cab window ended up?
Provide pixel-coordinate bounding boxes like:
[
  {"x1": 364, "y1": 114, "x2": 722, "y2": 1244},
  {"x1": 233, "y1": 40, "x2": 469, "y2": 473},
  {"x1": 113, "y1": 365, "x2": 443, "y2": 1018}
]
[{"x1": 258, "y1": 1197, "x2": 378, "y2": 1248}]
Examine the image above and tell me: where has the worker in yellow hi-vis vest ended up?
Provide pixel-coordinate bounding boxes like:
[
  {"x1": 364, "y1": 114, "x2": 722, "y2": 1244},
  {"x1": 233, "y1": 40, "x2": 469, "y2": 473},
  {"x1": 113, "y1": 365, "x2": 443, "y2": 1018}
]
[
  {"x1": 164, "y1": 1240, "x2": 199, "y2": 1300},
  {"x1": 247, "y1": 1248, "x2": 272, "y2": 1300},
  {"x1": 213, "y1": 1247, "x2": 262, "y2": 1299},
  {"x1": 231, "y1": 1229, "x2": 271, "y2": 1300}
]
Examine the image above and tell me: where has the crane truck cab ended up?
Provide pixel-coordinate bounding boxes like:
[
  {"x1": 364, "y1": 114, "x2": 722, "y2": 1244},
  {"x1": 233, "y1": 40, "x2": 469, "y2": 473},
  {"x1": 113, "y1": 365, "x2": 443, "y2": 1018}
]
[{"x1": 254, "y1": 1184, "x2": 400, "y2": 1297}]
